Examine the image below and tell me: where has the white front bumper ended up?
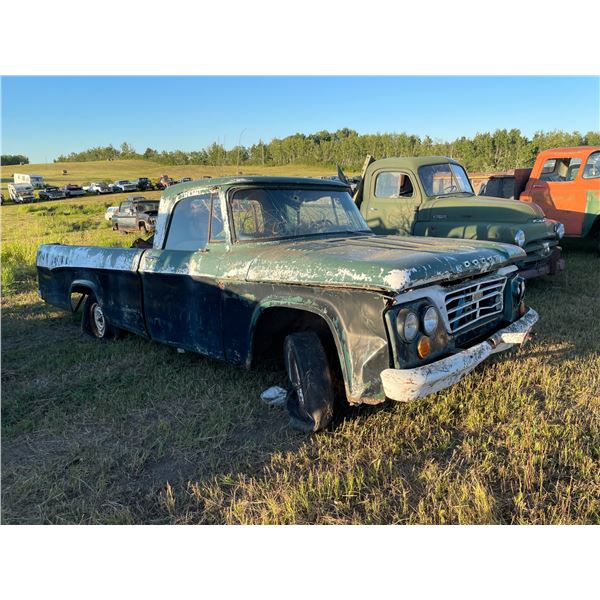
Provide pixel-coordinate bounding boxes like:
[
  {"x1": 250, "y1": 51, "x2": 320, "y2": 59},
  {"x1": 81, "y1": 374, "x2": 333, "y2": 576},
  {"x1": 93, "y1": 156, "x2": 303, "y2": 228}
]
[{"x1": 380, "y1": 308, "x2": 539, "y2": 402}]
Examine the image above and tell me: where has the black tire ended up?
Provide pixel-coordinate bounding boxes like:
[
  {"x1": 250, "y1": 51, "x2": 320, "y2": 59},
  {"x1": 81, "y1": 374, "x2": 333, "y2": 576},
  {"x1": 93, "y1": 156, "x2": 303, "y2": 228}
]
[
  {"x1": 82, "y1": 294, "x2": 120, "y2": 340},
  {"x1": 283, "y1": 331, "x2": 335, "y2": 432}
]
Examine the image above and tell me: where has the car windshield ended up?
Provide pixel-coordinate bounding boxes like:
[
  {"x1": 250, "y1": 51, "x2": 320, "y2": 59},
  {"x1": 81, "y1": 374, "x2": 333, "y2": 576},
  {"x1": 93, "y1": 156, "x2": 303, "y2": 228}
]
[
  {"x1": 230, "y1": 187, "x2": 370, "y2": 242},
  {"x1": 418, "y1": 163, "x2": 474, "y2": 197}
]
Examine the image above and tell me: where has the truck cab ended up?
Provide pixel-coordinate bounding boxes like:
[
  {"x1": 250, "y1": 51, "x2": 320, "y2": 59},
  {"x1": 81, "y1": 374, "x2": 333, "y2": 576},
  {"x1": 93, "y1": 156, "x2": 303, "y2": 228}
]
[
  {"x1": 519, "y1": 146, "x2": 600, "y2": 245},
  {"x1": 353, "y1": 156, "x2": 565, "y2": 279}
]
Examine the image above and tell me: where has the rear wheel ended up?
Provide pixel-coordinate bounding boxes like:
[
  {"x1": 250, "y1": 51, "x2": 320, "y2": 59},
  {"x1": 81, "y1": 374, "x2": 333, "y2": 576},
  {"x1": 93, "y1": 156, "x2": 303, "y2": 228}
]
[
  {"x1": 283, "y1": 331, "x2": 335, "y2": 432},
  {"x1": 82, "y1": 294, "x2": 120, "y2": 340}
]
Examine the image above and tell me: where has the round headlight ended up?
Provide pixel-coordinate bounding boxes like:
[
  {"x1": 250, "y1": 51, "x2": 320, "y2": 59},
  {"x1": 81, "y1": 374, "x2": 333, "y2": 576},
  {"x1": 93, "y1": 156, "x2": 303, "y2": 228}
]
[
  {"x1": 397, "y1": 310, "x2": 419, "y2": 342},
  {"x1": 555, "y1": 223, "x2": 565, "y2": 239},
  {"x1": 514, "y1": 230, "x2": 526, "y2": 247},
  {"x1": 422, "y1": 306, "x2": 439, "y2": 335}
]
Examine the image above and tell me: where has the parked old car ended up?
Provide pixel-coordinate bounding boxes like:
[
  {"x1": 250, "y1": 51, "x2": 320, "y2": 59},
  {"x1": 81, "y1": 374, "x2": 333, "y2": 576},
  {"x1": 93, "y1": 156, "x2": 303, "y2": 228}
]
[
  {"x1": 104, "y1": 206, "x2": 118, "y2": 221},
  {"x1": 111, "y1": 196, "x2": 159, "y2": 233},
  {"x1": 132, "y1": 177, "x2": 155, "y2": 191},
  {"x1": 155, "y1": 175, "x2": 175, "y2": 190},
  {"x1": 347, "y1": 156, "x2": 565, "y2": 279},
  {"x1": 63, "y1": 184, "x2": 85, "y2": 198},
  {"x1": 38, "y1": 186, "x2": 66, "y2": 201},
  {"x1": 37, "y1": 176, "x2": 538, "y2": 432},
  {"x1": 84, "y1": 181, "x2": 113, "y2": 195},
  {"x1": 112, "y1": 180, "x2": 138, "y2": 193},
  {"x1": 8, "y1": 183, "x2": 35, "y2": 203}
]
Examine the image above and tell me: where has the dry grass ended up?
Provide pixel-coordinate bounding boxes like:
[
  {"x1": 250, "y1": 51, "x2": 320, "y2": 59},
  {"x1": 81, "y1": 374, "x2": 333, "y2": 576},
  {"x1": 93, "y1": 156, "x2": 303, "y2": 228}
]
[{"x1": 1, "y1": 179, "x2": 599, "y2": 524}]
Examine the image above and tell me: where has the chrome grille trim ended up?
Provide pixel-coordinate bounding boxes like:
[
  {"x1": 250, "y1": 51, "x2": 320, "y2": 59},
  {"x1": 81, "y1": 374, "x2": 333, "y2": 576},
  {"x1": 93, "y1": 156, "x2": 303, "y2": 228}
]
[{"x1": 444, "y1": 275, "x2": 506, "y2": 333}]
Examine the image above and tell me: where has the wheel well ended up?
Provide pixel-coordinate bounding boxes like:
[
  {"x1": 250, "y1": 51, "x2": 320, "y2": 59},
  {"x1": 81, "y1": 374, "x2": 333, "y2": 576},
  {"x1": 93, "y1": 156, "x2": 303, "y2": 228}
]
[
  {"x1": 69, "y1": 283, "x2": 95, "y2": 312},
  {"x1": 250, "y1": 307, "x2": 345, "y2": 392}
]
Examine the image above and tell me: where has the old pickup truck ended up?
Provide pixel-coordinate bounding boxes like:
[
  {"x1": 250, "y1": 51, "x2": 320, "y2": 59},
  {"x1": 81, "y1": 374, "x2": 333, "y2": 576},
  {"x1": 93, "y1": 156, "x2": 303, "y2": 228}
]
[
  {"x1": 111, "y1": 196, "x2": 159, "y2": 234},
  {"x1": 479, "y1": 147, "x2": 600, "y2": 253},
  {"x1": 37, "y1": 176, "x2": 538, "y2": 432},
  {"x1": 348, "y1": 156, "x2": 565, "y2": 279}
]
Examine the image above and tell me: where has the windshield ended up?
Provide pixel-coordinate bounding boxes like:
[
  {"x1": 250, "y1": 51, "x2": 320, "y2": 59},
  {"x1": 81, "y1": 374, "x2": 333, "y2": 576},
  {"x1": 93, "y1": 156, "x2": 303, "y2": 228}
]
[
  {"x1": 230, "y1": 187, "x2": 370, "y2": 242},
  {"x1": 418, "y1": 163, "x2": 474, "y2": 197}
]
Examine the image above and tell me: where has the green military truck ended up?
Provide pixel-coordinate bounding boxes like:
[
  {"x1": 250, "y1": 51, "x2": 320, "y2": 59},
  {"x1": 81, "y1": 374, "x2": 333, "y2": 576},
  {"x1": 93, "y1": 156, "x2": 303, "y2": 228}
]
[{"x1": 349, "y1": 156, "x2": 565, "y2": 279}]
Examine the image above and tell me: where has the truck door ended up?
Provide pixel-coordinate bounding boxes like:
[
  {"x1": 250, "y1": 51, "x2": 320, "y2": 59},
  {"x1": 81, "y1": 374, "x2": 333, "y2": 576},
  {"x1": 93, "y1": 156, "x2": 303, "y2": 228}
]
[
  {"x1": 527, "y1": 154, "x2": 586, "y2": 236},
  {"x1": 139, "y1": 191, "x2": 224, "y2": 359},
  {"x1": 362, "y1": 169, "x2": 421, "y2": 235},
  {"x1": 116, "y1": 200, "x2": 135, "y2": 231}
]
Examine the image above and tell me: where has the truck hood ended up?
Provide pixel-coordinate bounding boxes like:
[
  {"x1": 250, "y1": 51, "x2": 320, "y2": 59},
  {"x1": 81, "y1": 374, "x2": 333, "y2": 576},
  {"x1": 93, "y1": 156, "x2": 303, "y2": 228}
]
[
  {"x1": 429, "y1": 194, "x2": 545, "y2": 223},
  {"x1": 243, "y1": 234, "x2": 525, "y2": 293}
]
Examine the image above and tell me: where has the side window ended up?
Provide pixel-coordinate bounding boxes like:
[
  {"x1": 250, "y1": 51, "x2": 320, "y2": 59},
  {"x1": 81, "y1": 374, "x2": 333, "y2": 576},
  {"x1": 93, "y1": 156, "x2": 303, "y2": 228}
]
[
  {"x1": 375, "y1": 172, "x2": 414, "y2": 198},
  {"x1": 540, "y1": 157, "x2": 581, "y2": 182},
  {"x1": 120, "y1": 201, "x2": 131, "y2": 213},
  {"x1": 164, "y1": 193, "x2": 211, "y2": 251},
  {"x1": 583, "y1": 151, "x2": 600, "y2": 179},
  {"x1": 210, "y1": 191, "x2": 226, "y2": 241}
]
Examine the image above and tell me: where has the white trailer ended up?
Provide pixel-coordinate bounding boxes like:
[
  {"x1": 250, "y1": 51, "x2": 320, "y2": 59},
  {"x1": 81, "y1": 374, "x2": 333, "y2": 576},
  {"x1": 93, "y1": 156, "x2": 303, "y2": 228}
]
[{"x1": 13, "y1": 173, "x2": 45, "y2": 188}]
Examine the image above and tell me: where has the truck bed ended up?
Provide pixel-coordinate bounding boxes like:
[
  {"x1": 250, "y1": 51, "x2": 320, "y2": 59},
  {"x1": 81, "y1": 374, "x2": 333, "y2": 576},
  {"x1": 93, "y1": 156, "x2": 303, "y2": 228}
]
[{"x1": 37, "y1": 244, "x2": 148, "y2": 336}]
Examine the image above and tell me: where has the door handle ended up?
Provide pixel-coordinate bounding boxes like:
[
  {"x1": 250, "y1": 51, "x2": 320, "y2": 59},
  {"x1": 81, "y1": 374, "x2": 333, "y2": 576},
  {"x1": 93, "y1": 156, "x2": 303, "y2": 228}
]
[{"x1": 532, "y1": 185, "x2": 544, "y2": 189}]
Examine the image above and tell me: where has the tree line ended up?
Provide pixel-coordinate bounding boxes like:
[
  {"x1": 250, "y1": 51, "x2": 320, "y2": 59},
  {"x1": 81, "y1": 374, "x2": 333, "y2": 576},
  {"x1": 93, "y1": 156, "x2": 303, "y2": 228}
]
[
  {"x1": 1, "y1": 154, "x2": 30, "y2": 165},
  {"x1": 53, "y1": 128, "x2": 600, "y2": 172}
]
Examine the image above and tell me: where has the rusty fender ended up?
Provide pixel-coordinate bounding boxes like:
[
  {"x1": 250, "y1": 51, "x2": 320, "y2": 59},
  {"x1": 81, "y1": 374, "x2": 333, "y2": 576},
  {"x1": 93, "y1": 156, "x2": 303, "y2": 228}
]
[{"x1": 380, "y1": 308, "x2": 538, "y2": 402}]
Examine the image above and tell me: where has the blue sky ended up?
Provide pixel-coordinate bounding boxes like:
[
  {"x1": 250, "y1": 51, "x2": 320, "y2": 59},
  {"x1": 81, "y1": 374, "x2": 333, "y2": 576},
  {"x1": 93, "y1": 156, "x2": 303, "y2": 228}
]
[{"x1": 1, "y1": 76, "x2": 598, "y2": 164}]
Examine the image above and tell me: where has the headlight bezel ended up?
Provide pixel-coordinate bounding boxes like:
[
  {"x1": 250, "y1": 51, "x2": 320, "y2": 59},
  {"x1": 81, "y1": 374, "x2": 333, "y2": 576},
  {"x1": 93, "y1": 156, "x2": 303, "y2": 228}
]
[{"x1": 555, "y1": 222, "x2": 565, "y2": 239}]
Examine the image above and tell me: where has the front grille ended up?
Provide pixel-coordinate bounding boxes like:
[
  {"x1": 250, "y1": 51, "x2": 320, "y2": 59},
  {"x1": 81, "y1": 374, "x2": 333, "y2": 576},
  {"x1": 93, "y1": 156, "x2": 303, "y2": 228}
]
[{"x1": 444, "y1": 275, "x2": 506, "y2": 334}]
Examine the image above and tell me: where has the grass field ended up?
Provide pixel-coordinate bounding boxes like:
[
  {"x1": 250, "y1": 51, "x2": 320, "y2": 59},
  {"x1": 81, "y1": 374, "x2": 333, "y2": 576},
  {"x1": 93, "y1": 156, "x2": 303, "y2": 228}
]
[
  {"x1": 0, "y1": 159, "x2": 335, "y2": 200},
  {"x1": 1, "y1": 166, "x2": 599, "y2": 524}
]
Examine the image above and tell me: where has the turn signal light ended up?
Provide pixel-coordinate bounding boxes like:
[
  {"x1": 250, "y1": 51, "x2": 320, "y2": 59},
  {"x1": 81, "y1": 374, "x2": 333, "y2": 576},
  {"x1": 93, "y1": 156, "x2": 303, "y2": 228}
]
[{"x1": 417, "y1": 336, "x2": 431, "y2": 359}]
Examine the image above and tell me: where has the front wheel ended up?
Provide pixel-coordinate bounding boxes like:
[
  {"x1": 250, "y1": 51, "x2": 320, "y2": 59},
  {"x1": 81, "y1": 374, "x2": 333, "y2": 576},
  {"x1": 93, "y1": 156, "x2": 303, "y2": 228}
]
[
  {"x1": 283, "y1": 331, "x2": 335, "y2": 432},
  {"x1": 82, "y1": 294, "x2": 120, "y2": 340}
]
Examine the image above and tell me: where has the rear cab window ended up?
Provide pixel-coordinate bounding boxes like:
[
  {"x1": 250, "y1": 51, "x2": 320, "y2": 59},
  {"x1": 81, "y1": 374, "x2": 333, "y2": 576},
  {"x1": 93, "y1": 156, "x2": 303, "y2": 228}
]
[{"x1": 165, "y1": 193, "x2": 212, "y2": 251}]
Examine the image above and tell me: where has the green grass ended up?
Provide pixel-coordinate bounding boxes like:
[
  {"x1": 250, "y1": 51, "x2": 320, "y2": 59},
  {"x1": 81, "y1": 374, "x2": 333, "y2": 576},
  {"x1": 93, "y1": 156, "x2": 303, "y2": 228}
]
[{"x1": 1, "y1": 180, "x2": 599, "y2": 524}]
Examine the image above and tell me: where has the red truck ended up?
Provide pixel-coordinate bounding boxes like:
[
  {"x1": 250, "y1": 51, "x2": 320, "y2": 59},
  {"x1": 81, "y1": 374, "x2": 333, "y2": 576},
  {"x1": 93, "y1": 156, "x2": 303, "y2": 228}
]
[{"x1": 479, "y1": 146, "x2": 600, "y2": 252}]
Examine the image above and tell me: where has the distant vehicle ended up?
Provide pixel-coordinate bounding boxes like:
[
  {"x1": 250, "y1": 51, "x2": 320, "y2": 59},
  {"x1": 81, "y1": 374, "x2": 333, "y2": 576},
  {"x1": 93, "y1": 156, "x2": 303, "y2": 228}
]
[
  {"x1": 84, "y1": 182, "x2": 112, "y2": 194},
  {"x1": 179, "y1": 177, "x2": 192, "y2": 183},
  {"x1": 155, "y1": 175, "x2": 174, "y2": 190},
  {"x1": 38, "y1": 186, "x2": 66, "y2": 201},
  {"x1": 132, "y1": 177, "x2": 155, "y2": 191},
  {"x1": 8, "y1": 183, "x2": 35, "y2": 203},
  {"x1": 112, "y1": 180, "x2": 138, "y2": 193},
  {"x1": 111, "y1": 196, "x2": 159, "y2": 233},
  {"x1": 104, "y1": 206, "x2": 118, "y2": 221},
  {"x1": 13, "y1": 173, "x2": 44, "y2": 189},
  {"x1": 63, "y1": 184, "x2": 85, "y2": 197}
]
